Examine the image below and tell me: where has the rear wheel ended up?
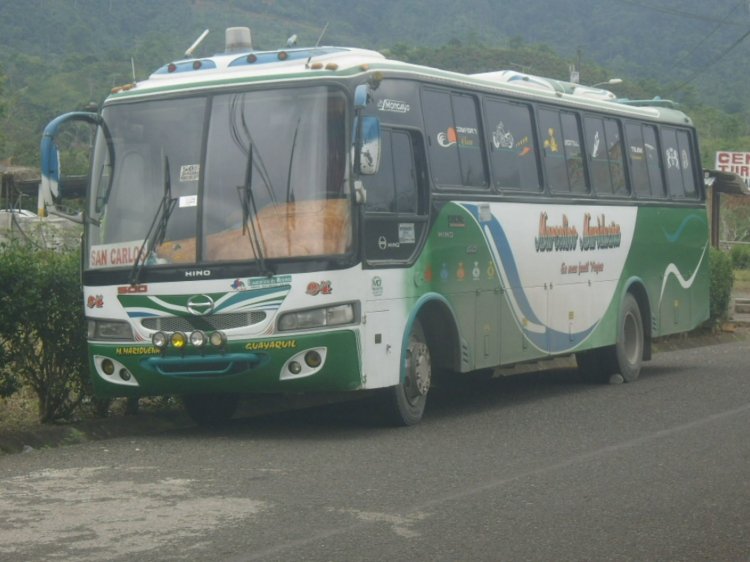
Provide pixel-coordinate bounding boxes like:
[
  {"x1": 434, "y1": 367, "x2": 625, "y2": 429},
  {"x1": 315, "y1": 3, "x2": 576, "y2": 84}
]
[
  {"x1": 614, "y1": 293, "x2": 644, "y2": 382},
  {"x1": 577, "y1": 292, "x2": 644, "y2": 384},
  {"x1": 383, "y1": 319, "x2": 431, "y2": 426},
  {"x1": 182, "y1": 393, "x2": 239, "y2": 427}
]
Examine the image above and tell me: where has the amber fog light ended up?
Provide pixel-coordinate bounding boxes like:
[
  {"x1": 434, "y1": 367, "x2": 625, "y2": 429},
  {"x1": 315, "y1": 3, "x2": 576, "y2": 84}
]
[
  {"x1": 171, "y1": 331, "x2": 187, "y2": 349},
  {"x1": 304, "y1": 350, "x2": 322, "y2": 368}
]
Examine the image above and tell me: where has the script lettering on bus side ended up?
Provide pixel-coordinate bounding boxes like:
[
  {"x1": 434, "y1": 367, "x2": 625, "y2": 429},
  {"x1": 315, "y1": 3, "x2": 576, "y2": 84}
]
[
  {"x1": 535, "y1": 212, "x2": 578, "y2": 252},
  {"x1": 534, "y1": 212, "x2": 621, "y2": 253}
]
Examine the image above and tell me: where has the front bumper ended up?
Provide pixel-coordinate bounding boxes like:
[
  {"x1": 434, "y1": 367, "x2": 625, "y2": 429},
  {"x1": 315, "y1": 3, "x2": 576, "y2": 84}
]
[{"x1": 88, "y1": 329, "x2": 362, "y2": 397}]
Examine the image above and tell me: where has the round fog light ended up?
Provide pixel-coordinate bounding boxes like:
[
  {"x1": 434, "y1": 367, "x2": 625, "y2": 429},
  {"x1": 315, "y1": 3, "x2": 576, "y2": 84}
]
[
  {"x1": 152, "y1": 331, "x2": 169, "y2": 348},
  {"x1": 171, "y1": 331, "x2": 187, "y2": 349},
  {"x1": 102, "y1": 359, "x2": 115, "y2": 376},
  {"x1": 288, "y1": 361, "x2": 302, "y2": 375},
  {"x1": 304, "y1": 350, "x2": 322, "y2": 368},
  {"x1": 119, "y1": 369, "x2": 131, "y2": 381},
  {"x1": 190, "y1": 330, "x2": 207, "y2": 347},
  {"x1": 209, "y1": 331, "x2": 227, "y2": 347}
]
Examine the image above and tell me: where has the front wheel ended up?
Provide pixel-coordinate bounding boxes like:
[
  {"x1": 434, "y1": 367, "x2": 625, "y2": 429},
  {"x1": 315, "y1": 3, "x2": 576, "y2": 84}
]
[
  {"x1": 382, "y1": 319, "x2": 431, "y2": 426},
  {"x1": 182, "y1": 393, "x2": 239, "y2": 427}
]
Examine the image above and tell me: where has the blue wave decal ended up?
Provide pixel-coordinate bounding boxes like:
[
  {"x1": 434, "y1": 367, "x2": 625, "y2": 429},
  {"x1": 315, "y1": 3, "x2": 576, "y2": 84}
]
[
  {"x1": 661, "y1": 213, "x2": 706, "y2": 243},
  {"x1": 462, "y1": 204, "x2": 597, "y2": 354},
  {"x1": 214, "y1": 285, "x2": 290, "y2": 312}
]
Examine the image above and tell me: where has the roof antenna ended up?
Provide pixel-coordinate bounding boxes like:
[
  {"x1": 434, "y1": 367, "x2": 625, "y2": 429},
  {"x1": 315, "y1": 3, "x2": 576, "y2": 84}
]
[
  {"x1": 131, "y1": 57, "x2": 136, "y2": 83},
  {"x1": 185, "y1": 29, "x2": 209, "y2": 58},
  {"x1": 315, "y1": 22, "x2": 329, "y2": 47}
]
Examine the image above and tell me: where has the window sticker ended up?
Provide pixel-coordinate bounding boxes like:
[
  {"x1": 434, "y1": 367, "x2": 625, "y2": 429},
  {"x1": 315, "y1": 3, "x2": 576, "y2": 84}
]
[
  {"x1": 665, "y1": 147, "x2": 680, "y2": 169},
  {"x1": 492, "y1": 122, "x2": 514, "y2": 149},
  {"x1": 179, "y1": 195, "x2": 198, "y2": 208},
  {"x1": 398, "y1": 223, "x2": 416, "y2": 244},
  {"x1": 543, "y1": 128, "x2": 559, "y2": 152},
  {"x1": 179, "y1": 164, "x2": 200, "y2": 182}
]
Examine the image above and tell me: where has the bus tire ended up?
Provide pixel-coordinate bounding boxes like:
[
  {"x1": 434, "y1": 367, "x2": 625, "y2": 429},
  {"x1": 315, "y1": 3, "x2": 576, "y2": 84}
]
[
  {"x1": 182, "y1": 393, "x2": 239, "y2": 427},
  {"x1": 614, "y1": 292, "x2": 645, "y2": 382},
  {"x1": 383, "y1": 319, "x2": 431, "y2": 426}
]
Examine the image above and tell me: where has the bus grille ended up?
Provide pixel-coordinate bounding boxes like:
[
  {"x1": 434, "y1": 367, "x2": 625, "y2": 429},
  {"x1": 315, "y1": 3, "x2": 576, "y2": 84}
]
[{"x1": 141, "y1": 311, "x2": 267, "y2": 332}]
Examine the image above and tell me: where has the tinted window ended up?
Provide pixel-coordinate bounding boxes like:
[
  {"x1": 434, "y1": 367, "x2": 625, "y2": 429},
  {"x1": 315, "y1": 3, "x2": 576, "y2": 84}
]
[
  {"x1": 585, "y1": 116, "x2": 626, "y2": 196},
  {"x1": 365, "y1": 129, "x2": 418, "y2": 214},
  {"x1": 422, "y1": 89, "x2": 487, "y2": 188},
  {"x1": 452, "y1": 94, "x2": 488, "y2": 187},
  {"x1": 643, "y1": 125, "x2": 665, "y2": 198},
  {"x1": 484, "y1": 98, "x2": 541, "y2": 191},
  {"x1": 626, "y1": 123, "x2": 664, "y2": 198},
  {"x1": 662, "y1": 127, "x2": 697, "y2": 199},
  {"x1": 540, "y1": 108, "x2": 585, "y2": 193},
  {"x1": 626, "y1": 123, "x2": 650, "y2": 196},
  {"x1": 604, "y1": 118, "x2": 626, "y2": 194}
]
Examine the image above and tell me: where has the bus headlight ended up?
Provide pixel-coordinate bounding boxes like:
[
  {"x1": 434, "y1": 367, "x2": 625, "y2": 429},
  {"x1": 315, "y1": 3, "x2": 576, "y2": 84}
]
[
  {"x1": 277, "y1": 303, "x2": 356, "y2": 331},
  {"x1": 87, "y1": 319, "x2": 134, "y2": 341},
  {"x1": 190, "y1": 330, "x2": 207, "y2": 347},
  {"x1": 152, "y1": 331, "x2": 169, "y2": 348},
  {"x1": 209, "y1": 331, "x2": 227, "y2": 347}
]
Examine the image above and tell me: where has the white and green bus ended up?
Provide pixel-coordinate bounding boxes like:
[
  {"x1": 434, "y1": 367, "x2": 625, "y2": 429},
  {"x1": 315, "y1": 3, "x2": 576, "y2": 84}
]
[{"x1": 41, "y1": 28, "x2": 709, "y2": 425}]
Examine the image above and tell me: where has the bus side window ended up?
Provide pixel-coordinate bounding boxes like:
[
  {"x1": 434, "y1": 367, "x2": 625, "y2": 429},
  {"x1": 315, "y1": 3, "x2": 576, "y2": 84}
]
[
  {"x1": 422, "y1": 89, "x2": 487, "y2": 189},
  {"x1": 585, "y1": 116, "x2": 626, "y2": 196},
  {"x1": 643, "y1": 125, "x2": 666, "y2": 198},
  {"x1": 540, "y1": 108, "x2": 585, "y2": 193},
  {"x1": 484, "y1": 97, "x2": 541, "y2": 192},
  {"x1": 662, "y1": 127, "x2": 697, "y2": 199},
  {"x1": 626, "y1": 123, "x2": 651, "y2": 197}
]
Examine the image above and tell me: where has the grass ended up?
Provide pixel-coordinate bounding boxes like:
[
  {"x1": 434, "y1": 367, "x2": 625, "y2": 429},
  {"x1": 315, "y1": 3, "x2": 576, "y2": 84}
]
[{"x1": 0, "y1": 386, "x2": 38, "y2": 430}]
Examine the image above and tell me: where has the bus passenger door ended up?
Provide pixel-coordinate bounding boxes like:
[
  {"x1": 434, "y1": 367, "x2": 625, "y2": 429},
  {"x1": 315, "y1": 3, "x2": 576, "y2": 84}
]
[{"x1": 361, "y1": 128, "x2": 429, "y2": 265}]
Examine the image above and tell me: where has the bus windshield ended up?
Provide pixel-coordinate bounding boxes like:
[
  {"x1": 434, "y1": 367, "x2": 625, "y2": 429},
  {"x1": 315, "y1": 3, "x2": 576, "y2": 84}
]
[{"x1": 86, "y1": 85, "x2": 351, "y2": 270}]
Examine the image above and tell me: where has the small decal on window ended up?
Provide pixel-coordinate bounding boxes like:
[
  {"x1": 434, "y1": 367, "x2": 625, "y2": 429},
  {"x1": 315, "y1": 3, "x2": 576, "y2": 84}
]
[
  {"x1": 179, "y1": 195, "x2": 198, "y2": 208},
  {"x1": 398, "y1": 223, "x2": 415, "y2": 244},
  {"x1": 179, "y1": 164, "x2": 200, "y2": 182}
]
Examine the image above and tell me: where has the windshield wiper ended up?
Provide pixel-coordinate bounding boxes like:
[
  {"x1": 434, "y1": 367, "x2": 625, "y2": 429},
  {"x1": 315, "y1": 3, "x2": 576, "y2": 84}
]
[
  {"x1": 129, "y1": 155, "x2": 177, "y2": 285},
  {"x1": 237, "y1": 144, "x2": 273, "y2": 277}
]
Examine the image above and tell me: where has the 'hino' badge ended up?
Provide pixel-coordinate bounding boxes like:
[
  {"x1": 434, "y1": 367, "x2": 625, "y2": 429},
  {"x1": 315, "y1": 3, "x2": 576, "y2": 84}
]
[{"x1": 186, "y1": 294, "x2": 215, "y2": 316}]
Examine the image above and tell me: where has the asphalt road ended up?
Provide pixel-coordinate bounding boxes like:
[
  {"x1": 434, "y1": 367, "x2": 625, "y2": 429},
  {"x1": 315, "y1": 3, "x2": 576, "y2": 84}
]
[{"x1": 1, "y1": 340, "x2": 749, "y2": 562}]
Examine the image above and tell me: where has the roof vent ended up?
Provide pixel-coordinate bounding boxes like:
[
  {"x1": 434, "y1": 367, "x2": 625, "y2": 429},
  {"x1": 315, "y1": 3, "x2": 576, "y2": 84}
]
[{"x1": 225, "y1": 27, "x2": 253, "y2": 53}]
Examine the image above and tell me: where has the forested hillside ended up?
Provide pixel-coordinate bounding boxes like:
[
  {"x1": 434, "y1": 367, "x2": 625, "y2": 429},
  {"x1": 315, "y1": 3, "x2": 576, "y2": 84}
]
[{"x1": 0, "y1": 0, "x2": 748, "y2": 167}]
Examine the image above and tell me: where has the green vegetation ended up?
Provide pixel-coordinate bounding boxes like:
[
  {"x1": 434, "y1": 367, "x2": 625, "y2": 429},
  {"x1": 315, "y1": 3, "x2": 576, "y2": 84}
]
[
  {"x1": 729, "y1": 244, "x2": 750, "y2": 270},
  {"x1": 0, "y1": 241, "x2": 91, "y2": 422},
  {"x1": 709, "y1": 248, "x2": 735, "y2": 323}
]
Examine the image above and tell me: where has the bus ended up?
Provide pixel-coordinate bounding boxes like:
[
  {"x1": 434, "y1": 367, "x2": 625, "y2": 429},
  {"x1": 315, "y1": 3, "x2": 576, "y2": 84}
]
[{"x1": 40, "y1": 27, "x2": 709, "y2": 426}]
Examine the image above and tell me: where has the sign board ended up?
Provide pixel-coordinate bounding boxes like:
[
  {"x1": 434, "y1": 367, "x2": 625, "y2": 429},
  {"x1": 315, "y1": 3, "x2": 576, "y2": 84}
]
[{"x1": 715, "y1": 151, "x2": 750, "y2": 187}]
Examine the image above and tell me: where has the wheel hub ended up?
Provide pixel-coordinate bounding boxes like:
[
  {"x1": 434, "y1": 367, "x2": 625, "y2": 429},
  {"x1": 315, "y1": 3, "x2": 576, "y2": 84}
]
[{"x1": 406, "y1": 340, "x2": 431, "y2": 397}]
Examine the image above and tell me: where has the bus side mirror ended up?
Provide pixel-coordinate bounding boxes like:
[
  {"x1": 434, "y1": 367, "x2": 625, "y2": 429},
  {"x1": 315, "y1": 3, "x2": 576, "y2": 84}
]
[
  {"x1": 358, "y1": 116, "x2": 381, "y2": 175},
  {"x1": 354, "y1": 84, "x2": 370, "y2": 109}
]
